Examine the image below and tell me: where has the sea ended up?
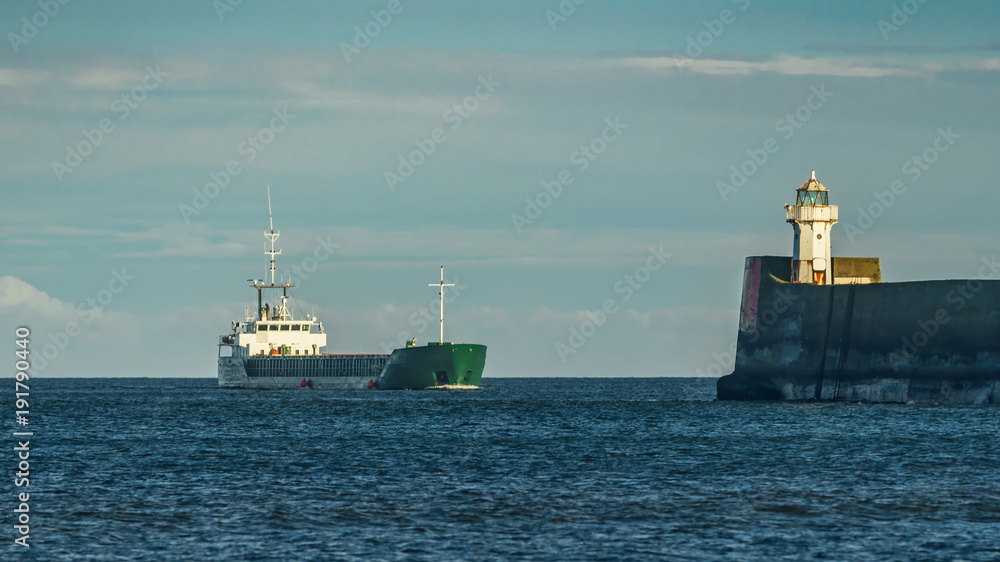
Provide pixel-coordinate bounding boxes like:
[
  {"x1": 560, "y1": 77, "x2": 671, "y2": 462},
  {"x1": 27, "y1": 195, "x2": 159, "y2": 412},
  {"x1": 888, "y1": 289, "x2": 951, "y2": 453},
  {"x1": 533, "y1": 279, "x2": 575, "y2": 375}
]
[{"x1": 6, "y1": 377, "x2": 1000, "y2": 561}]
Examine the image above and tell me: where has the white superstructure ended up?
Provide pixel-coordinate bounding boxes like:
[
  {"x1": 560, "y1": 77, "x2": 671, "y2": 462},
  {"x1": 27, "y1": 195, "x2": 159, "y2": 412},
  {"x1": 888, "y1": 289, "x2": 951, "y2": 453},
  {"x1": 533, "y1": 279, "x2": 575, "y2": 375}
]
[{"x1": 221, "y1": 316, "x2": 328, "y2": 358}]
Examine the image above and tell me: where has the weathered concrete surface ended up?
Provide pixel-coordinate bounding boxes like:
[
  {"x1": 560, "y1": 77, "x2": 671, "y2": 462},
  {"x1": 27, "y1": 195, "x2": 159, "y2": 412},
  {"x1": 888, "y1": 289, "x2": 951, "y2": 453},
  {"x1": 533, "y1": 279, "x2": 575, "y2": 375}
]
[{"x1": 717, "y1": 256, "x2": 1000, "y2": 403}]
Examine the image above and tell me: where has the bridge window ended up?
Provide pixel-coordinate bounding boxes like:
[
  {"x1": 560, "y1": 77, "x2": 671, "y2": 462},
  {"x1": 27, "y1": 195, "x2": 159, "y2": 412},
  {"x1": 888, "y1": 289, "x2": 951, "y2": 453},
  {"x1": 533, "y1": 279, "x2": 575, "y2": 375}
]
[
  {"x1": 291, "y1": 325, "x2": 301, "y2": 331},
  {"x1": 280, "y1": 325, "x2": 290, "y2": 331}
]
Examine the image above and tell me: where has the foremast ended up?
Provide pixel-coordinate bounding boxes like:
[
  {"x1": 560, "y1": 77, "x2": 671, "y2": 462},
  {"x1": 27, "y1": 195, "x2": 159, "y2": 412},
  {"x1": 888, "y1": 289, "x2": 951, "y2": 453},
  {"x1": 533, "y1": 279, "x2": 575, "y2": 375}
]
[{"x1": 429, "y1": 266, "x2": 455, "y2": 344}]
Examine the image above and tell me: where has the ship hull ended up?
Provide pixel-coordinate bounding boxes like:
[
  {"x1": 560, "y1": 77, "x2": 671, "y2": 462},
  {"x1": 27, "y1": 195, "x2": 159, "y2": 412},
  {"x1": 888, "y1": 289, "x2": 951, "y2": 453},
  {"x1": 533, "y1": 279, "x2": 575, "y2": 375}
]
[
  {"x1": 218, "y1": 345, "x2": 487, "y2": 390},
  {"x1": 218, "y1": 354, "x2": 389, "y2": 390},
  {"x1": 717, "y1": 256, "x2": 1000, "y2": 404},
  {"x1": 377, "y1": 343, "x2": 487, "y2": 390}
]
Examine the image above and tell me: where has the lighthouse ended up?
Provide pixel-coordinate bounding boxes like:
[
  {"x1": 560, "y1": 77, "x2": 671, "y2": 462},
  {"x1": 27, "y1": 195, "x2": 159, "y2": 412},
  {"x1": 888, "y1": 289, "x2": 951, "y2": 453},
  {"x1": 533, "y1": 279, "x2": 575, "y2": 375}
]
[{"x1": 785, "y1": 170, "x2": 838, "y2": 285}]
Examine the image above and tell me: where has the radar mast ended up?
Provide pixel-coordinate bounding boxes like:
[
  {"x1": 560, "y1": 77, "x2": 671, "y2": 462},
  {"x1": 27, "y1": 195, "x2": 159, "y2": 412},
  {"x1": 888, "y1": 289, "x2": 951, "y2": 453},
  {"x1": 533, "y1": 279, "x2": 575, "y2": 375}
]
[{"x1": 251, "y1": 186, "x2": 293, "y2": 321}]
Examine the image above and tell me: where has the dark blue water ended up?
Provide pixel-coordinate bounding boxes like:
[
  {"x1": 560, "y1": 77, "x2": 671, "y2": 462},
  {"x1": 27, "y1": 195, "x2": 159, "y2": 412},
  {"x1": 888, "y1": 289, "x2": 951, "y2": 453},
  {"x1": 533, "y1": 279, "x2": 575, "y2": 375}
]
[{"x1": 6, "y1": 378, "x2": 1000, "y2": 560}]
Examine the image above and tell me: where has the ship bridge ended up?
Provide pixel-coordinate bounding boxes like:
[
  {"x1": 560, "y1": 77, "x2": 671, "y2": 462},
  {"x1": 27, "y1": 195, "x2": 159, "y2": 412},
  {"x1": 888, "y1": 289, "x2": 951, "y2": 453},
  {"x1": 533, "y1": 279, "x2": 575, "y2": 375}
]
[{"x1": 222, "y1": 317, "x2": 328, "y2": 357}]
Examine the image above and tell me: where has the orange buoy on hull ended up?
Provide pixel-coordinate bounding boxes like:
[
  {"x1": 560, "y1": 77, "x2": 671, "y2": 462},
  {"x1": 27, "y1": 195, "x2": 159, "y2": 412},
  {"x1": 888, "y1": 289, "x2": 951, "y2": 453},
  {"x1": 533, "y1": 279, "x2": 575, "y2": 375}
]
[
  {"x1": 366, "y1": 380, "x2": 375, "y2": 389},
  {"x1": 300, "y1": 379, "x2": 307, "y2": 388}
]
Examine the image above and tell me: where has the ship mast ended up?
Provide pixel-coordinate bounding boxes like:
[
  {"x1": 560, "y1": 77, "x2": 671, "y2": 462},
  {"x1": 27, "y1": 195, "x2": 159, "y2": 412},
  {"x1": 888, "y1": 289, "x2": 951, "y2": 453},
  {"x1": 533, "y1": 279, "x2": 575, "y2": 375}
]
[
  {"x1": 429, "y1": 266, "x2": 455, "y2": 344},
  {"x1": 251, "y1": 186, "x2": 292, "y2": 322},
  {"x1": 265, "y1": 185, "x2": 280, "y2": 287}
]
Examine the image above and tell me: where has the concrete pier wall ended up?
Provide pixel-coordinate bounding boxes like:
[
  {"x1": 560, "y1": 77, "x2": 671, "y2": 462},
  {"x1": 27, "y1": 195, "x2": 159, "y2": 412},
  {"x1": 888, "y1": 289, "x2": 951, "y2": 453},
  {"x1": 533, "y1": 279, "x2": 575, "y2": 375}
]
[{"x1": 717, "y1": 256, "x2": 1000, "y2": 403}]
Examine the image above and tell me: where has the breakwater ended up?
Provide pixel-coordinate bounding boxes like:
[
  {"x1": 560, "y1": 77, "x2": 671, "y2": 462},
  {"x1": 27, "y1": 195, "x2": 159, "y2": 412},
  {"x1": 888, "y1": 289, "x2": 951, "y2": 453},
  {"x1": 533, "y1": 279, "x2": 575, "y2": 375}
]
[{"x1": 717, "y1": 256, "x2": 1000, "y2": 403}]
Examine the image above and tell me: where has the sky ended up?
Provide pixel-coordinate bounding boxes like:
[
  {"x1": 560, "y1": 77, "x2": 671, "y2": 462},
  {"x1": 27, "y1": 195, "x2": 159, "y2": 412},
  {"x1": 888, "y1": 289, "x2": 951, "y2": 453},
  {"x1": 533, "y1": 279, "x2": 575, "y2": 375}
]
[{"x1": 2, "y1": 0, "x2": 999, "y2": 378}]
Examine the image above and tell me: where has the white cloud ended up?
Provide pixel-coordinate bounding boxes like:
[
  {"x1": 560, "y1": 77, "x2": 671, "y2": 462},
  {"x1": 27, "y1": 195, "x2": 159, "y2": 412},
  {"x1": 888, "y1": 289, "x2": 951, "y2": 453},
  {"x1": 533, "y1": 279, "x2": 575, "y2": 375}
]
[
  {"x1": 0, "y1": 276, "x2": 143, "y2": 377},
  {"x1": 0, "y1": 68, "x2": 49, "y2": 88},
  {"x1": 69, "y1": 65, "x2": 143, "y2": 90},
  {"x1": 621, "y1": 55, "x2": 927, "y2": 78},
  {"x1": 961, "y1": 58, "x2": 1000, "y2": 71},
  {"x1": 0, "y1": 276, "x2": 73, "y2": 317},
  {"x1": 277, "y1": 80, "x2": 460, "y2": 114},
  {"x1": 9, "y1": 226, "x2": 110, "y2": 236}
]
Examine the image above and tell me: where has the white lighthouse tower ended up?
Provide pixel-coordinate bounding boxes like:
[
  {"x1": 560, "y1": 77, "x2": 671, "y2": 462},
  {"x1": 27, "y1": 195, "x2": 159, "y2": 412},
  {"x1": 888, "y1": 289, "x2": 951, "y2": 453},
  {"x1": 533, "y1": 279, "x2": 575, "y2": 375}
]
[{"x1": 785, "y1": 170, "x2": 838, "y2": 285}]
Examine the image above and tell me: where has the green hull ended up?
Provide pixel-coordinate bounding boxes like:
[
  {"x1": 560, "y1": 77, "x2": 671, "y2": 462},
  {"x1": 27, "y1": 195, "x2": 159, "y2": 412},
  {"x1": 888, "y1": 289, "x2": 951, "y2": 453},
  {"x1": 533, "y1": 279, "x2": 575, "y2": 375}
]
[{"x1": 376, "y1": 342, "x2": 486, "y2": 390}]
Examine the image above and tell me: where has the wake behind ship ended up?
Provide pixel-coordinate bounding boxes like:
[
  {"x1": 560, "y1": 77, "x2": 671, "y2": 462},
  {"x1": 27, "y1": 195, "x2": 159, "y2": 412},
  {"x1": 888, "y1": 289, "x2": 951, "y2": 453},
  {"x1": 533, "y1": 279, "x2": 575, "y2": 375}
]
[{"x1": 218, "y1": 188, "x2": 486, "y2": 390}]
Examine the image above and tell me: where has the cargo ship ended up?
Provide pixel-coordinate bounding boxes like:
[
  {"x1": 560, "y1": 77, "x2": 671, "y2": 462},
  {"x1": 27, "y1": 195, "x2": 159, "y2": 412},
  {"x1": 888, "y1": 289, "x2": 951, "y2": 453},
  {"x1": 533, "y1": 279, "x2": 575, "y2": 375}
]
[
  {"x1": 218, "y1": 189, "x2": 486, "y2": 390},
  {"x1": 716, "y1": 171, "x2": 1000, "y2": 404}
]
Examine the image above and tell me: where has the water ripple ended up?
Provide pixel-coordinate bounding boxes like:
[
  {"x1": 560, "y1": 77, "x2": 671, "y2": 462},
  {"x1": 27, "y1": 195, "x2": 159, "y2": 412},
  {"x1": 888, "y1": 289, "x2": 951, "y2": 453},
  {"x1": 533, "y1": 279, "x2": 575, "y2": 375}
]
[{"x1": 9, "y1": 377, "x2": 1000, "y2": 561}]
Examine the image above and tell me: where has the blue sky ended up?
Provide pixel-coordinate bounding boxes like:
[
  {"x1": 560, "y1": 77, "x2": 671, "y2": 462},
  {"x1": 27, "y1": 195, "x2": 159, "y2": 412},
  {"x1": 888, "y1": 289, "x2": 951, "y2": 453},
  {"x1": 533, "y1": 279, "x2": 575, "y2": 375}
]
[{"x1": 2, "y1": 0, "x2": 999, "y2": 377}]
